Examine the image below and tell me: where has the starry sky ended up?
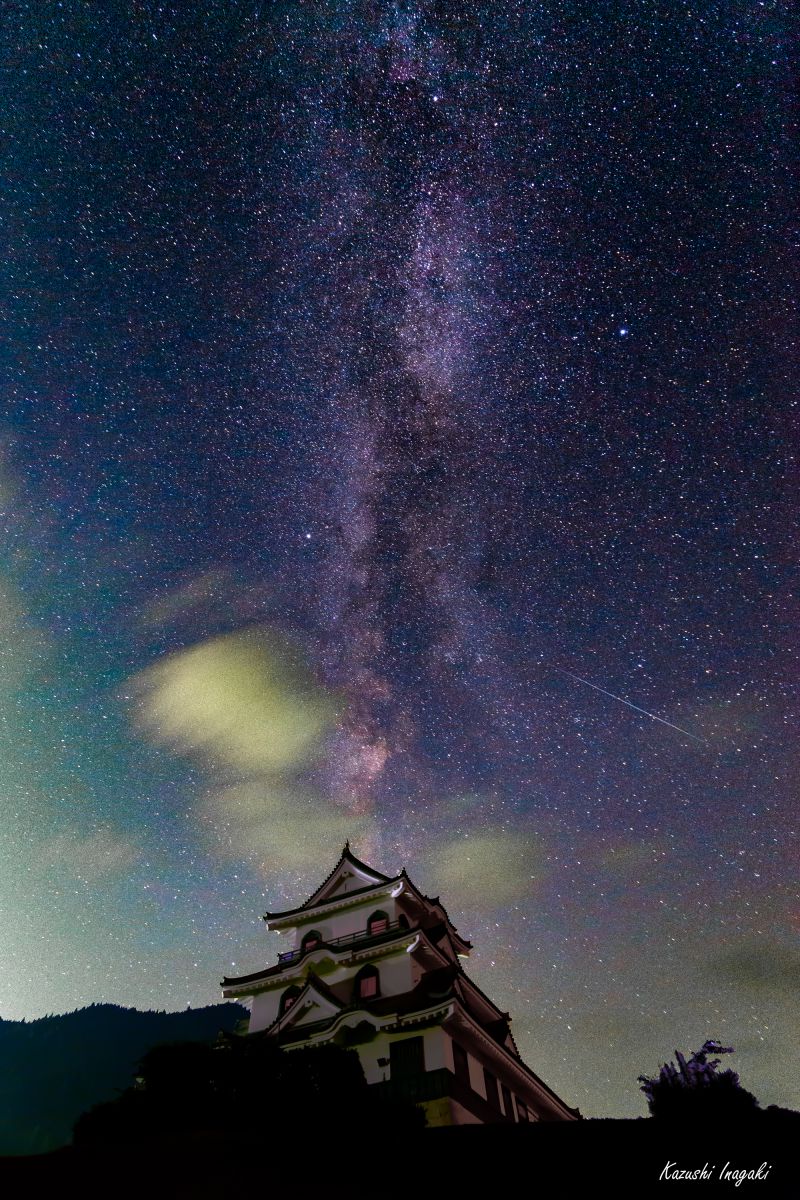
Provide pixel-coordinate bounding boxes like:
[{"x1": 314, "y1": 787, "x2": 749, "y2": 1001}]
[{"x1": 1, "y1": 1, "x2": 797, "y2": 1118}]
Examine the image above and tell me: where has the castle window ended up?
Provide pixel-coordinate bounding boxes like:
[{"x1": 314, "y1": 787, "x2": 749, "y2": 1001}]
[
  {"x1": 279, "y1": 986, "x2": 301, "y2": 1017},
  {"x1": 502, "y1": 1083, "x2": 514, "y2": 1119},
  {"x1": 390, "y1": 1036, "x2": 424, "y2": 1079},
  {"x1": 301, "y1": 930, "x2": 322, "y2": 953},
  {"x1": 354, "y1": 964, "x2": 380, "y2": 1001},
  {"x1": 517, "y1": 1100, "x2": 529, "y2": 1121},
  {"x1": 367, "y1": 910, "x2": 389, "y2": 936}
]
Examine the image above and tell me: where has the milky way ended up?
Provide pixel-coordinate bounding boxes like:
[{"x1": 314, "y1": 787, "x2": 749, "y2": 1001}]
[{"x1": 1, "y1": 1, "x2": 797, "y2": 1117}]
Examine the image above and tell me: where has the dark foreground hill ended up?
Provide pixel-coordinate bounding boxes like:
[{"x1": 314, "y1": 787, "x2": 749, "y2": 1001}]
[
  {"x1": 1, "y1": 1118, "x2": 798, "y2": 1199},
  {"x1": 0, "y1": 1002, "x2": 246, "y2": 1155}
]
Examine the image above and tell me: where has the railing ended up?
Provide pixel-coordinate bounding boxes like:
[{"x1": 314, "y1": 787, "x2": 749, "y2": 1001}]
[{"x1": 277, "y1": 920, "x2": 408, "y2": 964}]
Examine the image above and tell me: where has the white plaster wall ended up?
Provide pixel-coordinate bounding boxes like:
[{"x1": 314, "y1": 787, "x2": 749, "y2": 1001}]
[
  {"x1": 249, "y1": 988, "x2": 283, "y2": 1033},
  {"x1": 442, "y1": 1030, "x2": 456, "y2": 1072},
  {"x1": 246, "y1": 945, "x2": 414, "y2": 1032},
  {"x1": 355, "y1": 1027, "x2": 434, "y2": 1084},
  {"x1": 363, "y1": 948, "x2": 413, "y2": 997},
  {"x1": 449, "y1": 1099, "x2": 483, "y2": 1126},
  {"x1": 466, "y1": 1046, "x2": 487, "y2": 1100},
  {"x1": 355, "y1": 1030, "x2": 391, "y2": 1084},
  {"x1": 283, "y1": 895, "x2": 400, "y2": 948},
  {"x1": 268, "y1": 941, "x2": 414, "y2": 998},
  {"x1": 423, "y1": 1026, "x2": 449, "y2": 1071},
  {"x1": 443, "y1": 1030, "x2": 490, "y2": 1097},
  {"x1": 443, "y1": 1028, "x2": 528, "y2": 1117},
  {"x1": 353, "y1": 1025, "x2": 448, "y2": 1084}
]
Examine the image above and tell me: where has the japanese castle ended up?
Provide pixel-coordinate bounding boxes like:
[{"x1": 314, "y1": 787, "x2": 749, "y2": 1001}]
[{"x1": 222, "y1": 843, "x2": 579, "y2": 1125}]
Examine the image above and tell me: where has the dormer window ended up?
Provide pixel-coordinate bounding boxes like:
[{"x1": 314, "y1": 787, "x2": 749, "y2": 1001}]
[
  {"x1": 301, "y1": 929, "x2": 322, "y2": 953},
  {"x1": 354, "y1": 964, "x2": 380, "y2": 1001},
  {"x1": 367, "y1": 910, "x2": 389, "y2": 936},
  {"x1": 279, "y1": 986, "x2": 302, "y2": 1017}
]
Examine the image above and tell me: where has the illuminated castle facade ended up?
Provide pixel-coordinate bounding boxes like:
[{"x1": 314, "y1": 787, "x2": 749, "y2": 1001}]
[{"x1": 222, "y1": 844, "x2": 578, "y2": 1125}]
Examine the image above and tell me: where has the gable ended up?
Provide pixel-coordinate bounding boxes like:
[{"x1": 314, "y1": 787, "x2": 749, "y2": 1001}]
[
  {"x1": 302, "y1": 847, "x2": 392, "y2": 908},
  {"x1": 317, "y1": 864, "x2": 381, "y2": 901},
  {"x1": 276, "y1": 976, "x2": 344, "y2": 1033},
  {"x1": 289, "y1": 997, "x2": 336, "y2": 1027}
]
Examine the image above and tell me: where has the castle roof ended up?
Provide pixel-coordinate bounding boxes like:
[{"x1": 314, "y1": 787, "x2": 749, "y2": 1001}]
[
  {"x1": 261, "y1": 845, "x2": 472, "y2": 953},
  {"x1": 263, "y1": 843, "x2": 394, "y2": 921},
  {"x1": 265, "y1": 966, "x2": 579, "y2": 1119},
  {"x1": 220, "y1": 843, "x2": 579, "y2": 1122}
]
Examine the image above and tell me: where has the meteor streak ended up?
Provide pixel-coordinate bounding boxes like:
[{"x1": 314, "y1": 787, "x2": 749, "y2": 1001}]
[{"x1": 560, "y1": 670, "x2": 705, "y2": 744}]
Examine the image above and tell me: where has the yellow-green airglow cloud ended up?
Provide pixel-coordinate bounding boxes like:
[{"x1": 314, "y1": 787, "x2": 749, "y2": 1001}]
[
  {"x1": 130, "y1": 627, "x2": 373, "y2": 877},
  {"x1": 132, "y1": 627, "x2": 338, "y2": 776},
  {"x1": 200, "y1": 781, "x2": 368, "y2": 873},
  {"x1": 428, "y1": 829, "x2": 548, "y2": 908}
]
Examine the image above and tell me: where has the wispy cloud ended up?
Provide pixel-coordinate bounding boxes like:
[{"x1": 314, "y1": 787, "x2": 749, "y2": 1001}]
[
  {"x1": 712, "y1": 940, "x2": 800, "y2": 995},
  {"x1": 425, "y1": 828, "x2": 549, "y2": 908},
  {"x1": 38, "y1": 826, "x2": 141, "y2": 881},
  {"x1": 200, "y1": 780, "x2": 367, "y2": 874},
  {"x1": 131, "y1": 627, "x2": 338, "y2": 777},
  {"x1": 129, "y1": 626, "x2": 370, "y2": 877}
]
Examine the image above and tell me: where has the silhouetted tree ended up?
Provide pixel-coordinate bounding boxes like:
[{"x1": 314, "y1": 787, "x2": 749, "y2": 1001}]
[
  {"x1": 638, "y1": 1040, "x2": 760, "y2": 1121},
  {"x1": 74, "y1": 1032, "x2": 425, "y2": 1147}
]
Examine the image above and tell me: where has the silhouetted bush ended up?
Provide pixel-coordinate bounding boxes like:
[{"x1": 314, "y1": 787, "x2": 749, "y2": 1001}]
[
  {"x1": 73, "y1": 1032, "x2": 425, "y2": 1147},
  {"x1": 638, "y1": 1041, "x2": 760, "y2": 1121}
]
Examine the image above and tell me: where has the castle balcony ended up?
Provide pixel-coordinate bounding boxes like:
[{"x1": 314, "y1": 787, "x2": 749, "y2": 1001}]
[{"x1": 277, "y1": 919, "x2": 410, "y2": 964}]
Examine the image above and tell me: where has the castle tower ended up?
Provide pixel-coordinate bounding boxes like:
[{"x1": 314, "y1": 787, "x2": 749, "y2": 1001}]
[{"x1": 221, "y1": 844, "x2": 578, "y2": 1125}]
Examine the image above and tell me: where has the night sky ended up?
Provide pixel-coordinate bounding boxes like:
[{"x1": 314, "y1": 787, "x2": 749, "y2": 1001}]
[{"x1": 1, "y1": 1, "x2": 797, "y2": 1118}]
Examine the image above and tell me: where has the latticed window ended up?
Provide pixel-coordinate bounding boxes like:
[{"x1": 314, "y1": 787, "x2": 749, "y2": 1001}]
[
  {"x1": 390, "y1": 1036, "x2": 425, "y2": 1079},
  {"x1": 354, "y1": 964, "x2": 380, "y2": 1000},
  {"x1": 279, "y1": 986, "x2": 301, "y2": 1016},
  {"x1": 367, "y1": 910, "x2": 389, "y2": 936}
]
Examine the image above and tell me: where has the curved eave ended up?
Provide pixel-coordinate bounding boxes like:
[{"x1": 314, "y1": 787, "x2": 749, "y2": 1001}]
[
  {"x1": 262, "y1": 971, "x2": 345, "y2": 1039},
  {"x1": 260, "y1": 861, "x2": 472, "y2": 956},
  {"x1": 424, "y1": 892, "x2": 473, "y2": 952},
  {"x1": 445, "y1": 1001, "x2": 580, "y2": 1120},
  {"x1": 394, "y1": 874, "x2": 472, "y2": 953},
  {"x1": 264, "y1": 845, "x2": 395, "y2": 921},
  {"x1": 222, "y1": 926, "x2": 421, "y2": 995},
  {"x1": 277, "y1": 996, "x2": 457, "y2": 1048},
  {"x1": 263, "y1": 877, "x2": 404, "y2": 928},
  {"x1": 454, "y1": 964, "x2": 511, "y2": 1026}
]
